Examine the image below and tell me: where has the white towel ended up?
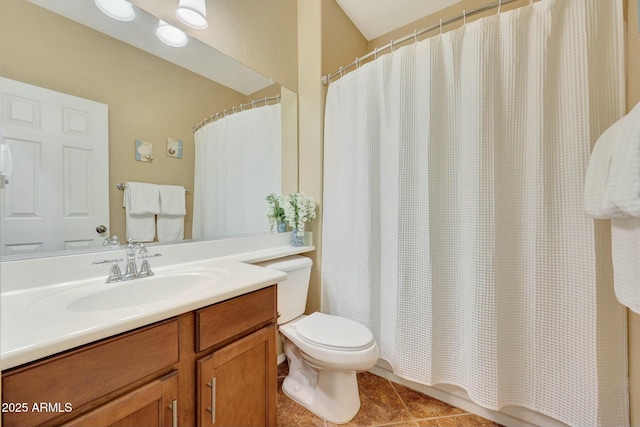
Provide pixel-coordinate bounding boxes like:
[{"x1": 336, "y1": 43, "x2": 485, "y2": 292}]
[
  {"x1": 584, "y1": 116, "x2": 626, "y2": 218},
  {"x1": 584, "y1": 103, "x2": 640, "y2": 218},
  {"x1": 123, "y1": 182, "x2": 160, "y2": 242},
  {"x1": 605, "y1": 101, "x2": 640, "y2": 216},
  {"x1": 585, "y1": 101, "x2": 640, "y2": 218},
  {"x1": 585, "y1": 102, "x2": 640, "y2": 313},
  {"x1": 159, "y1": 185, "x2": 186, "y2": 215},
  {"x1": 123, "y1": 181, "x2": 161, "y2": 214},
  {"x1": 157, "y1": 185, "x2": 186, "y2": 241},
  {"x1": 612, "y1": 218, "x2": 640, "y2": 314}
]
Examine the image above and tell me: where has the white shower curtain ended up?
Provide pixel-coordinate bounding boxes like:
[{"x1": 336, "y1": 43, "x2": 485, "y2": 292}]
[
  {"x1": 193, "y1": 103, "x2": 281, "y2": 239},
  {"x1": 322, "y1": 1, "x2": 628, "y2": 426}
]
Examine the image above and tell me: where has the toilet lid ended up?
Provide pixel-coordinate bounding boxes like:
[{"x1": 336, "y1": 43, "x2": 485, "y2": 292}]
[{"x1": 294, "y1": 312, "x2": 374, "y2": 351}]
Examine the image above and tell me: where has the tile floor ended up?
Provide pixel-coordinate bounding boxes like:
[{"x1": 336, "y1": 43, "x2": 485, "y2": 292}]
[{"x1": 277, "y1": 362, "x2": 502, "y2": 427}]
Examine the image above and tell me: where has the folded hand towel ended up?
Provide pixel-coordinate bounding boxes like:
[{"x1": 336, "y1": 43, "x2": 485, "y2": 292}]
[
  {"x1": 157, "y1": 216, "x2": 184, "y2": 241},
  {"x1": 125, "y1": 213, "x2": 156, "y2": 242},
  {"x1": 157, "y1": 185, "x2": 186, "y2": 241},
  {"x1": 123, "y1": 181, "x2": 161, "y2": 215},
  {"x1": 123, "y1": 181, "x2": 160, "y2": 242},
  {"x1": 159, "y1": 185, "x2": 186, "y2": 216}
]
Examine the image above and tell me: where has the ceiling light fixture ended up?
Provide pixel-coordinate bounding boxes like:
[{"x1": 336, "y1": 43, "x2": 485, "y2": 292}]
[
  {"x1": 94, "y1": 0, "x2": 135, "y2": 22},
  {"x1": 156, "y1": 19, "x2": 188, "y2": 47},
  {"x1": 176, "y1": 0, "x2": 208, "y2": 29}
]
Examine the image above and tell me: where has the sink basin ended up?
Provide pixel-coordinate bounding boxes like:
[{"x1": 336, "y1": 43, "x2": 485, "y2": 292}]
[{"x1": 67, "y1": 269, "x2": 229, "y2": 312}]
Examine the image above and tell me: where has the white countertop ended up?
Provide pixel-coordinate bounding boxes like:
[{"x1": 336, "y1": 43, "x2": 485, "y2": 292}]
[{"x1": 1, "y1": 240, "x2": 313, "y2": 370}]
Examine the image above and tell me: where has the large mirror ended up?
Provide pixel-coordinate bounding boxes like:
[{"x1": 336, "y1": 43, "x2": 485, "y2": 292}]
[{"x1": 0, "y1": 0, "x2": 298, "y2": 259}]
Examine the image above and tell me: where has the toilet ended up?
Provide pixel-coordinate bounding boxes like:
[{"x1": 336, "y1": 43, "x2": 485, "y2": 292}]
[{"x1": 257, "y1": 255, "x2": 379, "y2": 424}]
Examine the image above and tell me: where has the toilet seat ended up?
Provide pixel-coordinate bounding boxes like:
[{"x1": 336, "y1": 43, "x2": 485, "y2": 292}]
[{"x1": 294, "y1": 312, "x2": 374, "y2": 351}]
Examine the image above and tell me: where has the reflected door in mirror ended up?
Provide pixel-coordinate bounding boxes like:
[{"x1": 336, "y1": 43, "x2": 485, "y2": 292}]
[{"x1": 0, "y1": 78, "x2": 109, "y2": 256}]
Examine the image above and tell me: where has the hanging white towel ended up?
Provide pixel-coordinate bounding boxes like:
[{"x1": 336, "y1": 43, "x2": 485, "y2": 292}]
[
  {"x1": 612, "y1": 218, "x2": 640, "y2": 314},
  {"x1": 605, "y1": 101, "x2": 640, "y2": 216},
  {"x1": 584, "y1": 117, "x2": 627, "y2": 218},
  {"x1": 123, "y1": 181, "x2": 160, "y2": 242},
  {"x1": 585, "y1": 101, "x2": 640, "y2": 218},
  {"x1": 585, "y1": 102, "x2": 640, "y2": 314},
  {"x1": 157, "y1": 185, "x2": 186, "y2": 241},
  {"x1": 123, "y1": 182, "x2": 161, "y2": 214}
]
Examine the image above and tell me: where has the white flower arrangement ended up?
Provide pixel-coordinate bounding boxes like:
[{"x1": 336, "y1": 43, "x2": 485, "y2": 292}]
[
  {"x1": 265, "y1": 193, "x2": 286, "y2": 231},
  {"x1": 284, "y1": 192, "x2": 317, "y2": 233}
]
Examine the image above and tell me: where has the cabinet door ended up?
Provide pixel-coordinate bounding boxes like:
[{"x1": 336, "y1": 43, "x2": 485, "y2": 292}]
[
  {"x1": 64, "y1": 371, "x2": 179, "y2": 427},
  {"x1": 197, "y1": 325, "x2": 276, "y2": 427}
]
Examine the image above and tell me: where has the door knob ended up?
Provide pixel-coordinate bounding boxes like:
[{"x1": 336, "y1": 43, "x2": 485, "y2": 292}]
[{"x1": 96, "y1": 225, "x2": 107, "y2": 234}]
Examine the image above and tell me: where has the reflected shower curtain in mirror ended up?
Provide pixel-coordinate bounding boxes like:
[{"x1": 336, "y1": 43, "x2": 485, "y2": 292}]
[
  {"x1": 193, "y1": 104, "x2": 281, "y2": 239},
  {"x1": 322, "y1": 0, "x2": 627, "y2": 426}
]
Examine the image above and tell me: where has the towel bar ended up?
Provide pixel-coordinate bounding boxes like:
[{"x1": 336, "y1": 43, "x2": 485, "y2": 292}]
[{"x1": 116, "y1": 183, "x2": 189, "y2": 192}]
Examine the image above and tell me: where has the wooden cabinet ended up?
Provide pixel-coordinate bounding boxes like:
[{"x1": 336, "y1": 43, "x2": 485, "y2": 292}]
[
  {"x1": 2, "y1": 319, "x2": 179, "y2": 427},
  {"x1": 197, "y1": 326, "x2": 277, "y2": 427},
  {"x1": 2, "y1": 285, "x2": 278, "y2": 427},
  {"x1": 64, "y1": 371, "x2": 179, "y2": 427}
]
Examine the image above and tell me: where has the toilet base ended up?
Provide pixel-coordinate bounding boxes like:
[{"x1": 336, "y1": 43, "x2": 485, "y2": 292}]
[{"x1": 282, "y1": 340, "x2": 361, "y2": 424}]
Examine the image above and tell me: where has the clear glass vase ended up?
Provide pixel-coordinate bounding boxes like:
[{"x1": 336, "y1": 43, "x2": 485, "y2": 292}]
[{"x1": 291, "y1": 228, "x2": 304, "y2": 247}]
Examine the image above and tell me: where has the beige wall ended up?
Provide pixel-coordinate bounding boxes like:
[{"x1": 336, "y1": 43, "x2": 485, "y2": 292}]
[
  {"x1": 0, "y1": 0, "x2": 247, "y2": 241},
  {"x1": 296, "y1": 0, "x2": 367, "y2": 314},
  {"x1": 132, "y1": 0, "x2": 298, "y2": 91}
]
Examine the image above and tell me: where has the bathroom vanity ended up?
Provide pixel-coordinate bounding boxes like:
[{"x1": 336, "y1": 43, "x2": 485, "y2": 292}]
[
  {"x1": 0, "y1": 234, "x2": 317, "y2": 427},
  {"x1": 2, "y1": 285, "x2": 277, "y2": 427}
]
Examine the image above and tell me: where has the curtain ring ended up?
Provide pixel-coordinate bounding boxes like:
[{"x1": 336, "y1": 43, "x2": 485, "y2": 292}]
[
  {"x1": 374, "y1": 47, "x2": 378, "y2": 59},
  {"x1": 463, "y1": 10, "x2": 467, "y2": 25},
  {"x1": 413, "y1": 29, "x2": 418, "y2": 43},
  {"x1": 390, "y1": 40, "x2": 394, "y2": 52},
  {"x1": 355, "y1": 57, "x2": 360, "y2": 68},
  {"x1": 498, "y1": 0, "x2": 502, "y2": 15},
  {"x1": 439, "y1": 19, "x2": 443, "y2": 35},
  {"x1": 252, "y1": 100, "x2": 256, "y2": 108},
  {"x1": 264, "y1": 97, "x2": 268, "y2": 105},
  {"x1": 339, "y1": 66, "x2": 344, "y2": 77}
]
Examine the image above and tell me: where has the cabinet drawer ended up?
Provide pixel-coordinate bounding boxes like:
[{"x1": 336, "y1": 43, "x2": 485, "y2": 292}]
[
  {"x1": 196, "y1": 286, "x2": 276, "y2": 352},
  {"x1": 2, "y1": 318, "x2": 179, "y2": 427}
]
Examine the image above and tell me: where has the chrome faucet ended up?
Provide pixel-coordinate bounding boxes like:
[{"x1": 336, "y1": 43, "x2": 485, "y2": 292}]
[
  {"x1": 125, "y1": 239, "x2": 139, "y2": 277},
  {"x1": 93, "y1": 240, "x2": 161, "y2": 283}
]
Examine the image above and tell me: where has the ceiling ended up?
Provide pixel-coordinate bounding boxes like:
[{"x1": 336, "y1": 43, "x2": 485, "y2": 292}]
[{"x1": 335, "y1": 0, "x2": 462, "y2": 40}]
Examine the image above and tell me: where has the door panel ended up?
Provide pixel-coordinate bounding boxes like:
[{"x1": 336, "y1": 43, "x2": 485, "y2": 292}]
[{"x1": 0, "y1": 77, "x2": 109, "y2": 255}]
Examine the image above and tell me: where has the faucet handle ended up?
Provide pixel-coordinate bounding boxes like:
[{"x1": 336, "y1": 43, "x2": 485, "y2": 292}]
[
  {"x1": 92, "y1": 258, "x2": 123, "y2": 265},
  {"x1": 138, "y1": 243, "x2": 161, "y2": 258},
  {"x1": 92, "y1": 258, "x2": 124, "y2": 283}
]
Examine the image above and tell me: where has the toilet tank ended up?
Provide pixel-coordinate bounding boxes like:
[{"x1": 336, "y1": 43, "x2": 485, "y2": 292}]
[{"x1": 255, "y1": 255, "x2": 313, "y2": 324}]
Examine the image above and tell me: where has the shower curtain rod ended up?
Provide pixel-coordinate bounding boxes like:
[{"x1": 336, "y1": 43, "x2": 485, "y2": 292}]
[
  {"x1": 321, "y1": 0, "x2": 529, "y2": 85},
  {"x1": 192, "y1": 94, "x2": 281, "y2": 132}
]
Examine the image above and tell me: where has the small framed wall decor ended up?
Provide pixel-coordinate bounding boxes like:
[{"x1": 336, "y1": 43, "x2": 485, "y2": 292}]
[
  {"x1": 167, "y1": 137, "x2": 183, "y2": 159},
  {"x1": 135, "y1": 139, "x2": 153, "y2": 162}
]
